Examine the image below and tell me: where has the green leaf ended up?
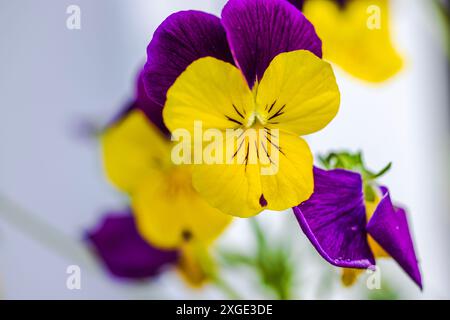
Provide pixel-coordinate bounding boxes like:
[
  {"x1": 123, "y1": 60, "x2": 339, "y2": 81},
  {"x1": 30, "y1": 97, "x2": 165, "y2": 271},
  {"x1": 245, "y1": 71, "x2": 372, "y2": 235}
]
[{"x1": 369, "y1": 162, "x2": 392, "y2": 180}]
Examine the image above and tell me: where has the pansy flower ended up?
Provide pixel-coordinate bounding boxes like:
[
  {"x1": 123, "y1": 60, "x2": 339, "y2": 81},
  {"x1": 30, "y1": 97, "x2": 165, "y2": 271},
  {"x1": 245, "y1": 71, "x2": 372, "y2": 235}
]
[
  {"x1": 289, "y1": 0, "x2": 403, "y2": 82},
  {"x1": 101, "y1": 75, "x2": 232, "y2": 250},
  {"x1": 293, "y1": 152, "x2": 422, "y2": 288},
  {"x1": 87, "y1": 210, "x2": 213, "y2": 286},
  {"x1": 143, "y1": 0, "x2": 340, "y2": 217}
]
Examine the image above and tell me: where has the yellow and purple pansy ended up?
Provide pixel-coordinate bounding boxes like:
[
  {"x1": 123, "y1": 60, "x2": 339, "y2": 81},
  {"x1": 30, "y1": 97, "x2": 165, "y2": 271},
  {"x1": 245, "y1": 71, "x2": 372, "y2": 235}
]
[
  {"x1": 143, "y1": 0, "x2": 340, "y2": 217},
  {"x1": 94, "y1": 0, "x2": 422, "y2": 291}
]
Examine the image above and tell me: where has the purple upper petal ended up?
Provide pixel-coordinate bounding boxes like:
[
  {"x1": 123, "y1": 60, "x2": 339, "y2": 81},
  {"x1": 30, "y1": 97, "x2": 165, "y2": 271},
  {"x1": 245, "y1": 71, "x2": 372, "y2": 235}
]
[
  {"x1": 367, "y1": 187, "x2": 423, "y2": 289},
  {"x1": 86, "y1": 210, "x2": 179, "y2": 279},
  {"x1": 135, "y1": 70, "x2": 169, "y2": 135},
  {"x1": 221, "y1": 0, "x2": 322, "y2": 87},
  {"x1": 286, "y1": 0, "x2": 348, "y2": 10},
  {"x1": 143, "y1": 10, "x2": 233, "y2": 112},
  {"x1": 293, "y1": 168, "x2": 375, "y2": 269}
]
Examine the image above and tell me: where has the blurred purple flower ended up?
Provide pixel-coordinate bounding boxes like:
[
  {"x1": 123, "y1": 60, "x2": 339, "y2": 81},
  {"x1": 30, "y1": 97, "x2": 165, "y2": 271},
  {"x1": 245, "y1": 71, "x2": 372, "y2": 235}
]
[{"x1": 86, "y1": 210, "x2": 179, "y2": 279}]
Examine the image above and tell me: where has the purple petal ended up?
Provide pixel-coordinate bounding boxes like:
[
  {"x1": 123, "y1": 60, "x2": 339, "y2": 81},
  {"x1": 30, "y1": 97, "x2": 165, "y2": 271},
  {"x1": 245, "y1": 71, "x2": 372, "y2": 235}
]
[
  {"x1": 285, "y1": 0, "x2": 305, "y2": 10},
  {"x1": 366, "y1": 187, "x2": 423, "y2": 289},
  {"x1": 286, "y1": 0, "x2": 348, "y2": 10},
  {"x1": 221, "y1": 0, "x2": 322, "y2": 86},
  {"x1": 293, "y1": 168, "x2": 375, "y2": 269},
  {"x1": 86, "y1": 210, "x2": 179, "y2": 279},
  {"x1": 135, "y1": 70, "x2": 169, "y2": 135},
  {"x1": 143, "y1": 10, "x2": 233, "y2": 111}
]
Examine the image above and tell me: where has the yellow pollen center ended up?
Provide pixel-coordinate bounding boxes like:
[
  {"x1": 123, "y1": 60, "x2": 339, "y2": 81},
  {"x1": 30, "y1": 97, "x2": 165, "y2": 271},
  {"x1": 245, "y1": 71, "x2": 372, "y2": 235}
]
[{"x1": 245, "y1": 111, "x2": 267, "y2": 128}]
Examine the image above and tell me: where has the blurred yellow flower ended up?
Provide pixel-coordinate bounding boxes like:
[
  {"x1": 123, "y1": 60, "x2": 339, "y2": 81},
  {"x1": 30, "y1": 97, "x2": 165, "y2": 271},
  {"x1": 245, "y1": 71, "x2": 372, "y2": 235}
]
[
  {"x1": 177, "y1": 241, "x2": 217, "y2": 287},
  {"x1": 303, "y1": 0, "x2": 403, "y2": 82},
  {"x1": 101, "y1": 110, "x2": 232, "y2": 250}
]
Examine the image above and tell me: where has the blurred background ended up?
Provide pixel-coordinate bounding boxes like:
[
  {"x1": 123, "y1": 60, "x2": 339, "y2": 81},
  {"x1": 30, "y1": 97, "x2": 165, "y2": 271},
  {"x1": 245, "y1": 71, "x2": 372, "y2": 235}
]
[{"x1": 0, "y1": 0, "x2": 449, "y2": 299}]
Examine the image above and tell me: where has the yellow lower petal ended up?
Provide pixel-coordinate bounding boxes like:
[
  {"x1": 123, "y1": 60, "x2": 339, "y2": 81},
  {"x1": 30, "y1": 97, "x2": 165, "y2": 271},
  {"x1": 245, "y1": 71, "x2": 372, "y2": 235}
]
[
  {"x1": 132, "y1": 165, "x2": 232, "y2": 249},
  {"x1": 191, "y1": 130, "x2": 313, "y2": 217}
]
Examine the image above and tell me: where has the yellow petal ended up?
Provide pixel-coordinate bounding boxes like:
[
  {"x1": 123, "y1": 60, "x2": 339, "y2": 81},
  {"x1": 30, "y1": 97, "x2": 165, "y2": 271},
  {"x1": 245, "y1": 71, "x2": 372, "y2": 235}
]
[
  {"x1": 341, "y1": 268, "x2": 364, "y2": 287},
  {"x1": 132, "y1": 166, "x2": 232, "y2": 249},
  {"x1": 304, "y1": 0, "x2": 403, "y2": 82},
  {"x1": 256, "y1": 50, "x2": 340, "y2": 136},
  {"x1": 192, "y1": 130, "x2": 314, "y2": 217},
  {"x1": 163, "y1": 57, "x2": 255, "y2": 134},
  {"x1": 101, "y1": 110, "x2": 171, "y2": 193},
  {"x1": 260, "y1": 131, "x2": 314, "y2": 211}
]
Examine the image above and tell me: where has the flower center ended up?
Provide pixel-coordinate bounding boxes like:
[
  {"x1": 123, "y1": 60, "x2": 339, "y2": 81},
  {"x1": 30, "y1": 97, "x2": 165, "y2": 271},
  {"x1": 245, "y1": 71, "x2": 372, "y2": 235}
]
[
  {"x1": 165, "y1": 166, "x2": 193, "y2": 196},
  {"x1": 245, "y1": 111, "x2": 267, "y2": 128}
]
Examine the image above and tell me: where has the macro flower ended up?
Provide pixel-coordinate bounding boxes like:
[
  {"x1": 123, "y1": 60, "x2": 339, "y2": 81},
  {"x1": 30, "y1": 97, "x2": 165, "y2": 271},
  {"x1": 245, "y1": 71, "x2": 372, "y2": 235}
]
[
  {"x1": 289, "y1": 0, "x2": 403, "y2": 82},
  {"x1": 293, "y1": 152, "x2": 422, "y2": 289},
  {"x1": 101, "y1": 74, "x2": 231, "y2": 249},
  {"x1": 143, "y1": 0, "x2": 340, "y2": 217},
  {"x1": 87, "y1": 210, "x2": 213, "y2": 286}
]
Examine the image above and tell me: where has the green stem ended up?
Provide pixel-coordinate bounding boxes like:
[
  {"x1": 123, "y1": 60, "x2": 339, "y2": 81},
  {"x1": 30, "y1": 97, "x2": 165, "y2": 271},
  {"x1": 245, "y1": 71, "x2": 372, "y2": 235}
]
[
  {"x1": 1, "y1": 193, "x2": 243, "y2": 300},
  {"x1": 249, "y1": 217, "x2": 267, "y2": 249}
]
